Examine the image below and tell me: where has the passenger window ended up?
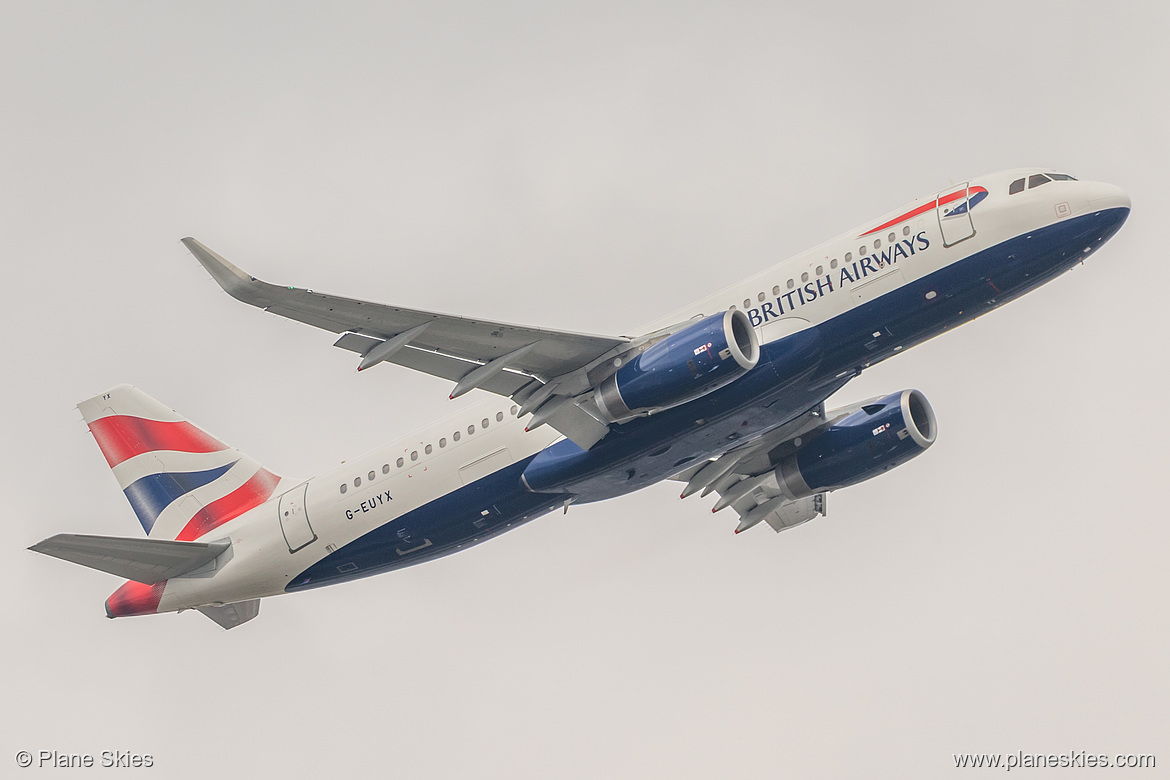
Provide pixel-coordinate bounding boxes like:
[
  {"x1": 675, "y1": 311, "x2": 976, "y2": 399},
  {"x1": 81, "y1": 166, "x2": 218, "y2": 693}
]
[
  {"x1": 368, "y1": 470, "x2": 375, "y2": 481},
  {"x1": 496, "y1": 411, "x2": 504, "y2": 422},
  {"x1": 467, "y1": 425, "x2": 475, "y2": 435},
  {"x1": 743, "y1": 298, "x2": 750, "y2": 309},
  {"x1": 902, "y1": 226, "x2": 910, "y2": 236},
  {"x1": 382, "y1": 464, "x2": 389, "y2": 474},
  {"x1": 859, "y1": 245, "x2": 867, "y2": 255},
  {"x1": 410, "y1": 451, "x2": 418, "y2": 461},
  {"x1": 454, "y1": 431, "x2": 461, "y2": 442},
  {"x1": 786, "y1": 279, "x2": 795, "y2": 289},
  {"x1": 757, "y1": 292, "x2": 765, "y2": 302},
  {"x1": 830, "y1": 259, "x2": 838, "y2": 269},
  {"x1": 1009, "y1": 178, "x2": 1025, "y2": 194},
  {"x1": 340, "y1": 484, "x2": 347, "y2": 494},
  {"x1": 815, "y1": 265, "x2": 823, "y2": 276},
  {"x1": 440, "y1": 437, "x2": 447, "y2": 448},
  {"x1": 800, "y1": 272, "x2": 808, "y2": 283},
  {"x1": 1028, "y1": 174, "x2": 1051, "y2": 189},
  {"x1": 772, "y1": 285, "x2": 780, "y2": 295},
  {"x1": 873, "y1": 238, "x2": 881, "y2": 249},
  {"x1": 396, "y1": 457, "x2": 404, "y2": 468},
  {"x1": 354, "y1": 477, "x2": 361, "y2": 487},
  {"x1": 845, "y1": 252, "x2": 852, "y2": 261},
  {"x1": 888, "y1": 232, "x2": 896, "y2": 243},
  {"x1": 425, "y1": 444, "x2": 433, "y2": 455},
  {"x1": 481, "y1": 418, "x2": 489, "y2": 429},
  {"x1": 510, "y1": 405, "x2": 518, "y2": 415}
]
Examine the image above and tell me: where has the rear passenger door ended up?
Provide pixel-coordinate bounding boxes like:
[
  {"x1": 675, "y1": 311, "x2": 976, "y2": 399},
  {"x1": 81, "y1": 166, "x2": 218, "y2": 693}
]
[{"x1": 278, "y1": 482, "x2": 317, "y2": 553}]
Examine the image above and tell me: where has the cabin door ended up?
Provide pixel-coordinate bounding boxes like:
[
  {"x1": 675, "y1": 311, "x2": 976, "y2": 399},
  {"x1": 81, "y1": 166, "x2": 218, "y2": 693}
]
[
  {"x1": 278, "y1": 482, "x2": 317, "y2": 553},
  {"x1": 936, "y1": 183, "x2": 976, "y2": 247}
]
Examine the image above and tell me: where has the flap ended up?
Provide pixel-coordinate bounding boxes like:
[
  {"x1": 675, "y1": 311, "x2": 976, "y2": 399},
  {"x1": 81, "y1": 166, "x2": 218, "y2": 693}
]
[{"x1": 333, "y1": 333, "x2": 533, "y2": 396}]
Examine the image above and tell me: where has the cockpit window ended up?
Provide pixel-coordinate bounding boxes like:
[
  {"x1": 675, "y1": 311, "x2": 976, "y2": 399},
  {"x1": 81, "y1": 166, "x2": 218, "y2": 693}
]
[
  {"x1": 1028, "y1": 174, "x2": 1052, "y2": 189},
  {"x1": 1009, "y1": 178, "x2": 1025, "y2": 195},
  {"x1": 1048, "y1": 173, "x2": 1077, "y2": 181}
]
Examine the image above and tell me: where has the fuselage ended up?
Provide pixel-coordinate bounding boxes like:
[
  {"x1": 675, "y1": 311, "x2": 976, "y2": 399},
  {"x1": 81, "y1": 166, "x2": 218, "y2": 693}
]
[{"x1": 146, "y1": 169, "x2": 1131, "y2": 615}]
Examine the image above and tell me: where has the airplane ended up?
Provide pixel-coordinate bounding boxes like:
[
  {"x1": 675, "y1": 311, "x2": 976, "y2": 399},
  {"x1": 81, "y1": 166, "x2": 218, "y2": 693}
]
[{"x1": 30, "y1": 169, "x2": 1130, "y2": 629}]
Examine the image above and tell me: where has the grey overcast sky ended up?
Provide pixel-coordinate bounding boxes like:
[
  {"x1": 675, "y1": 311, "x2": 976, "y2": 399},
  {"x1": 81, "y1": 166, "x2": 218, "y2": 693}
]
[{"x1": 3, "y1": 2, "x2": 1167, "y2": 778}]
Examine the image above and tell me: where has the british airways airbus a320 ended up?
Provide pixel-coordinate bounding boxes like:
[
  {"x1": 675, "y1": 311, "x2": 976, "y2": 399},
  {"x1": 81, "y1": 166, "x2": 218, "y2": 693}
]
[{"x1": 31, "y1": 169, "x2": 1129, "y2": 629}]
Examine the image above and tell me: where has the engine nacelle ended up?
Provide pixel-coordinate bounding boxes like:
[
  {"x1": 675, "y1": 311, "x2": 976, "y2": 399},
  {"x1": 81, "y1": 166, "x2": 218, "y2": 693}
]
[
  {"x1": 773, "y1": 389, "x2": 937, "y2": 499},
  {"x1": 595, "y1": 309, "x2": 760, "y2": 424}
]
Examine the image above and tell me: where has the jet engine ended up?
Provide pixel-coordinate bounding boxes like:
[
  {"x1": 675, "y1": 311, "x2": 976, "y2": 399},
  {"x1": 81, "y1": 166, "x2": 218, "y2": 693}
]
[
  {"x1": 773, "y1": 389, "x2": 937, "y2": 499},
  {"x1": 595, "y1": 309, "x2": 760, "y2": 424}
]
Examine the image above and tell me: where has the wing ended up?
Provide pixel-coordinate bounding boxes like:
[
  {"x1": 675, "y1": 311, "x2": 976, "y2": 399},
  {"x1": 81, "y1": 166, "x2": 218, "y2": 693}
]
[
  {"x1": 181, "y1": 238, "x2": 628, "y2": 392},
  {"x1": 721, "y1": 488, "x2": 826, "y2": 534},
  {"x1": 681, "y1": 392, "x2": 907, "y2": 534},
  {"x1": 182, "y1": 238, "x2": 632, "y2": 448},
  {"x1": 673, "y1": 405, "x2": 830, "y2": 534}
]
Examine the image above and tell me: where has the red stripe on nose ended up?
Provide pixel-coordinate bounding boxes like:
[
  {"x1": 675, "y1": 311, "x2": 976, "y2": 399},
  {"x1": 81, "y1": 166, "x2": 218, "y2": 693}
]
[{"x1": 858, "y1": 186, "x2": 988, "y2": 238}]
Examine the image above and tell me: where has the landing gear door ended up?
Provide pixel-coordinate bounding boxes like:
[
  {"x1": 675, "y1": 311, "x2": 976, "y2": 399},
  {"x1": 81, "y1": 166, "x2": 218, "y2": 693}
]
[
  {"x1": 278, "y1": 482, "x2": 317, "y2": 553},
  {"x1": 936, "y1": 183, "x2": 976, "y2": 247}
]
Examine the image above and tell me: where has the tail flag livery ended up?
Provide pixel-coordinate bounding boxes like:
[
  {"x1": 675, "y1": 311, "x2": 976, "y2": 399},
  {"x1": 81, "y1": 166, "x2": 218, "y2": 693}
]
[{"x1": 77, "y1": 385, "x2": 282, "y2": 541}]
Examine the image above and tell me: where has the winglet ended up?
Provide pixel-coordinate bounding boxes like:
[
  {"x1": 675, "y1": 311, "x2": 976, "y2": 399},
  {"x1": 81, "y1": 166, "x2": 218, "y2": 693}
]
[{"x1": 181, "y1": 237, "x2": 278, "y2": 308}]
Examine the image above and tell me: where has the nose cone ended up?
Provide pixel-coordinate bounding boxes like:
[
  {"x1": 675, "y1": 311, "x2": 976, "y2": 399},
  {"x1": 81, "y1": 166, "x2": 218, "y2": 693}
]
[{"x1": 1087, "y1": 181, "x2": 1131, "y2": 213}]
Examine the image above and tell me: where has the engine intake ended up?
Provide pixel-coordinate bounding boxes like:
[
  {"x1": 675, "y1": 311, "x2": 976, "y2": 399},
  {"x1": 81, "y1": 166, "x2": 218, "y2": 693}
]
[
  {"x1": 774, "y1": 389, "x2": 937, "y2": 499},
  {"x1": 595, "y1": 309, "x2": 760, "y2": 424}
]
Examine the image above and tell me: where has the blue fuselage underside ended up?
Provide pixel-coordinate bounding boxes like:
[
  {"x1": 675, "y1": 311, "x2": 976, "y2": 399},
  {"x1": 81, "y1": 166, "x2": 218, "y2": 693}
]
[{"x1": 287, "y1": 207, "x2": 1128, "y2": 592}]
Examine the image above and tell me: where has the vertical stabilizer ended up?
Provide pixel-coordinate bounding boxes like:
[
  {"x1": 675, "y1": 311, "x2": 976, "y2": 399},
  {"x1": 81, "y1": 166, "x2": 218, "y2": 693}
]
[{"x1": 78, "y1": 385, "x2": 282, "y2": 540}]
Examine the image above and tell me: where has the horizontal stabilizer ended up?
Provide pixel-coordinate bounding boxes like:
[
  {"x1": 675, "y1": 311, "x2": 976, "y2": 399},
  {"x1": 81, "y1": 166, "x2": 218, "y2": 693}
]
[
  {"x1": 29, "y1": 534, "x2": 230, "y2": 584},
  {"x1": 198, "y1": 599, "x2": 260, "y2": 630}
]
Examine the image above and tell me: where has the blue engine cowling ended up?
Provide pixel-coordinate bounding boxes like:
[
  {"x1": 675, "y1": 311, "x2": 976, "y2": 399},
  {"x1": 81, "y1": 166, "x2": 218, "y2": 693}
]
[
  {"x1": 774, "y1": 389, "x2": 937, "y2": 498},
  {"x1": 595, "y1": 309, "x2": 760, "y2": 424}
]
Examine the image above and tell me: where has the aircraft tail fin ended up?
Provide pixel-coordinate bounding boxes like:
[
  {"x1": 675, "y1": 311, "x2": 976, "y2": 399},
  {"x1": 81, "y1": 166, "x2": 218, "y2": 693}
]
[{"x1": 77, "y1": 385, "x2": 282, "y2": 540}]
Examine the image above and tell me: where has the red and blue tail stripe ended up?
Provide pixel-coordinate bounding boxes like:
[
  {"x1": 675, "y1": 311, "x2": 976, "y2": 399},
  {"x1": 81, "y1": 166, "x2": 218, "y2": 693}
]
[
  {"x1": 79, "y1": 385, "x2": 284, "y2": 542},
  {"x1": 122, "y1": 461, "x2": 240, "y2": 534},
  {"x1": 175, "y1": 468, "x2": 281, "y2": 542},
  {"x1": 88, "y1": 415, "x2": 228, "y2": 468}
]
